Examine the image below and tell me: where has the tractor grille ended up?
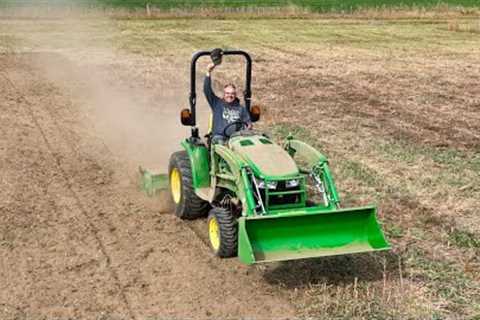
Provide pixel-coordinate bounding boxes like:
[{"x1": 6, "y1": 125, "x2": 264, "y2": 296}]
[{"x1": 256, "y1": 177, "x2": 306, "y2": 211}]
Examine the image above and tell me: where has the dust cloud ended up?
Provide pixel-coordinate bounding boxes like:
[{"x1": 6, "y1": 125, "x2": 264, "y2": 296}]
[
  {"x1": 4, "y1": 1, "x2": 248, "y2": 178},
  {"x1": 11, "y1": 2, "x2": 212, "y2": 176}
]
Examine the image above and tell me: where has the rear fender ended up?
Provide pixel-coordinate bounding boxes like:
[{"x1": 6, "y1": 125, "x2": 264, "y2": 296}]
[
  {"x1": 213, "y1": 145, "x2": 256, "y2": 214},
  {"x1": 180, "y1": 140, "x2": 210, "y2": 189}
]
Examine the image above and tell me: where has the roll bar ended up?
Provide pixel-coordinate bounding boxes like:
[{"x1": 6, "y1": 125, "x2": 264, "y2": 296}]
[{"x1": 189, "y1": 49, "x2": 252, "y2": 127}]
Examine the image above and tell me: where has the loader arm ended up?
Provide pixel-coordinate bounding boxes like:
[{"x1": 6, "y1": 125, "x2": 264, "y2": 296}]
[{"x1": 284, "y1": 138, "x2": 340, "y2": 208}]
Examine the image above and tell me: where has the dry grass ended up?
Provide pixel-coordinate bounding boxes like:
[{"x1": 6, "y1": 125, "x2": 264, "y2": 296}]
[
  {"x1": 0, "y1": 4, "x2": 311, "y2": 20},
  {"x1": 0, "y1": 4, "x2": 479, "y2": 20},
  {"x1": 447, "y1": 18, "x2": 480, "y2": 32},
  {"x1": 295, "y1": 278, "x2": 435, "y2": 318},
  {"x1": 261, "y1": 251, "x2": 440, "y2": 319}
]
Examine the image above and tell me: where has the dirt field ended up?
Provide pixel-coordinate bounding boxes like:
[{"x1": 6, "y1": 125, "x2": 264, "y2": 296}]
[{"x1": 1, "y1": 12, "x2": 479, "y2": 319}]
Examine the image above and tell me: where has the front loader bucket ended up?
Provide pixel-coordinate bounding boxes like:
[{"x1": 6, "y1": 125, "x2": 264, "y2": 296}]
[
  {"x1": 238, "y1": 206, "x2": 390, "y2": 264},
  {"x1": 139, "y1": 167, "x2": 168, "y2": 196}
]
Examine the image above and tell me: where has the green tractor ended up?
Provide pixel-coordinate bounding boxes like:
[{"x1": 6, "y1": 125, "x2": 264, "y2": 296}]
[{"x1": 141, "y1": 49, "x2": 390, "y2": 264}]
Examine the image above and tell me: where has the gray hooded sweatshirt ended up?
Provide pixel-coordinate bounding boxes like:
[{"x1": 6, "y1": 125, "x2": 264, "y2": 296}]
[{"x1": 204, "y1": 75, "x2": 251, "y2": 137}]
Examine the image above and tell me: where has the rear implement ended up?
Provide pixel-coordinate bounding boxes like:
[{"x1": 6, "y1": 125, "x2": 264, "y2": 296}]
[{"x1": 139, "y1": 167, "x2": 168, "y2": 197}]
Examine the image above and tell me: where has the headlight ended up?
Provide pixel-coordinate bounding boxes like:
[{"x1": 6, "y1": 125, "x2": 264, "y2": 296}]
[
  {"x1": 286, "y1": 179, "x2": 300, "y2": 188},
  {"x1": 257, "y1": 180, "x2": 277, "y2": 190}
]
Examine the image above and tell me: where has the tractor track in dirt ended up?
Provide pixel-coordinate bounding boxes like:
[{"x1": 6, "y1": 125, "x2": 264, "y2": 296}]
[
  {"x1": 1, "y1": 59, "x2": 230, "y2": 319},
  {"x1": 0, "y1": 69, "x2": 137, "y2": 320},
  {"x1": 12, "y1": 51, "x2": 240, "y2": 278}
]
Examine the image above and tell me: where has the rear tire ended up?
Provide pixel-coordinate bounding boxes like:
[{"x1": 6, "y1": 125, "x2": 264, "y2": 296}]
[
  {"x1": 207, "y1": 207, "x2": 237, "y2": 258},
  {"x1": 168, "y1": 151, "x2": 209, "y2": 219}
]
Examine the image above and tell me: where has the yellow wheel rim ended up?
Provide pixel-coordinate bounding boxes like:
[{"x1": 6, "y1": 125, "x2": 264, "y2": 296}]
[
  {"x1": 170, "y1": 168, "x2": 181, "y2": 204},
  {"x1": 209, "y1": 217, "x2": 220, "y2": 251}
]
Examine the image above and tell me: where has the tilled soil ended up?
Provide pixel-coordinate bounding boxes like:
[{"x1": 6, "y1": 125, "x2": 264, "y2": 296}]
[{"x1": 0, "y1": 54, "x2": 295, "y2": 319}]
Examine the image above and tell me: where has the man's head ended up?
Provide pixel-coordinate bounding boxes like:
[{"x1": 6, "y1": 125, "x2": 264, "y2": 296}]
[{"x1": 223, "y1": 83, "x2": 237, "y2": 104}]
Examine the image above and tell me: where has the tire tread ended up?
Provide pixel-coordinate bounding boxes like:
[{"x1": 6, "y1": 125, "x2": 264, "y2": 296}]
[
  {"x1": 169, "y1": 151, "x2": 209, "y2": 219},
  {"x1": 208, "y1": 206, "x2": 237, "y2": 257}
]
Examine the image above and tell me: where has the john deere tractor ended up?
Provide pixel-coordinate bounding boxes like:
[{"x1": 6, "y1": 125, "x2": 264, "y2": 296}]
[{"x1": 141, "y1": 49, "x2": 390, "y2": 264}]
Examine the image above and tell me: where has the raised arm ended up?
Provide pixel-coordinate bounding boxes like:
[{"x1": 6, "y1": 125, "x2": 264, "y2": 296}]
[
  {"x1": 241, "y1": 106, "x2": 252, "y2": 128},
  {"x1": 204, "y1": 63, "x2": 220, "y2": 110}
]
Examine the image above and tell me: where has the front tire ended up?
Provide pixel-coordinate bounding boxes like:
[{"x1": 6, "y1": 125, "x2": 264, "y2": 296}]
[
  {"x1": 207, "y1": 207, "x2": 237, "y2": 258},
  {"x1": 168, "y1": 151, "x2": 209, "y2": 219}
]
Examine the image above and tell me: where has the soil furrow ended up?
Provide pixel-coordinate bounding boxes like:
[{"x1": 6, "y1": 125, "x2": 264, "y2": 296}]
[{"x1": 0, "y1": 70, "x2": 138, "y2": 320}]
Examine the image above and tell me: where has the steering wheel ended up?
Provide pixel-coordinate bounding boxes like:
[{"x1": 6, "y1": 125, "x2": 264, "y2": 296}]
[{"x1": 222, "y1": 121, "x2": 250, "y2": 138}]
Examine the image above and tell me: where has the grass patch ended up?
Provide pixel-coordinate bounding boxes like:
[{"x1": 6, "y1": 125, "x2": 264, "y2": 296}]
[
  {"x1": 376, "y1": 139, "x2": 480, "y2": 190},
  {"x1": 270, "y1": 122, "x2": 311, "y2": 140},
  {"x1": 297, "y1": 279, "x2": 433, "y2": 319},
  {"x1": 378, "y1": 139, "x2": 480, "y2": 170},
  {"x1": 406, "y1": 247, "x2": 478, "y2": 310},
  {"x1": 448, "y1": 228, "x2": 480, "y2": 249},
  {"x1": 341, "y1": 160, "x2": 380, "y2": 188}
]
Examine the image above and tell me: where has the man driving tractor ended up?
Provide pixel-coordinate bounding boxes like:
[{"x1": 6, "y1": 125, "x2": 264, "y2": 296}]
[
  {"x1": 204, "y1": 62, "x2": 251, "y2": 144},
  {"x1": 140, "y1": 49, "x2": 390, "y2": 264}
]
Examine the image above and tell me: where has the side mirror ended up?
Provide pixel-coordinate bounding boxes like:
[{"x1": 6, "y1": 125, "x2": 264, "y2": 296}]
[
  {"x1": 210, "y1": 48, "x2": 223, "y2": 66},
  {"x1": 250, "y1": 105, "x2": 261, "y2": 122},
  {"x1": 180, "y1": 109, "x2": 194, "y2": 126}
]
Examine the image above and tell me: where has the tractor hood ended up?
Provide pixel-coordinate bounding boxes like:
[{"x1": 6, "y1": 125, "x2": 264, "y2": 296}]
[{"x1": 230, "y1": 135, "x2": 299, "y2": 178}]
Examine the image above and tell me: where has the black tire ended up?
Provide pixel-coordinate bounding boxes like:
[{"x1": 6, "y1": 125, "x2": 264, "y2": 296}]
[
  {"x1": 207, "y1": 207, "x2": 238, "y2": 258},
  {"x1": 168, "y1": 151, "x2": 209, "y2": 220}
]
